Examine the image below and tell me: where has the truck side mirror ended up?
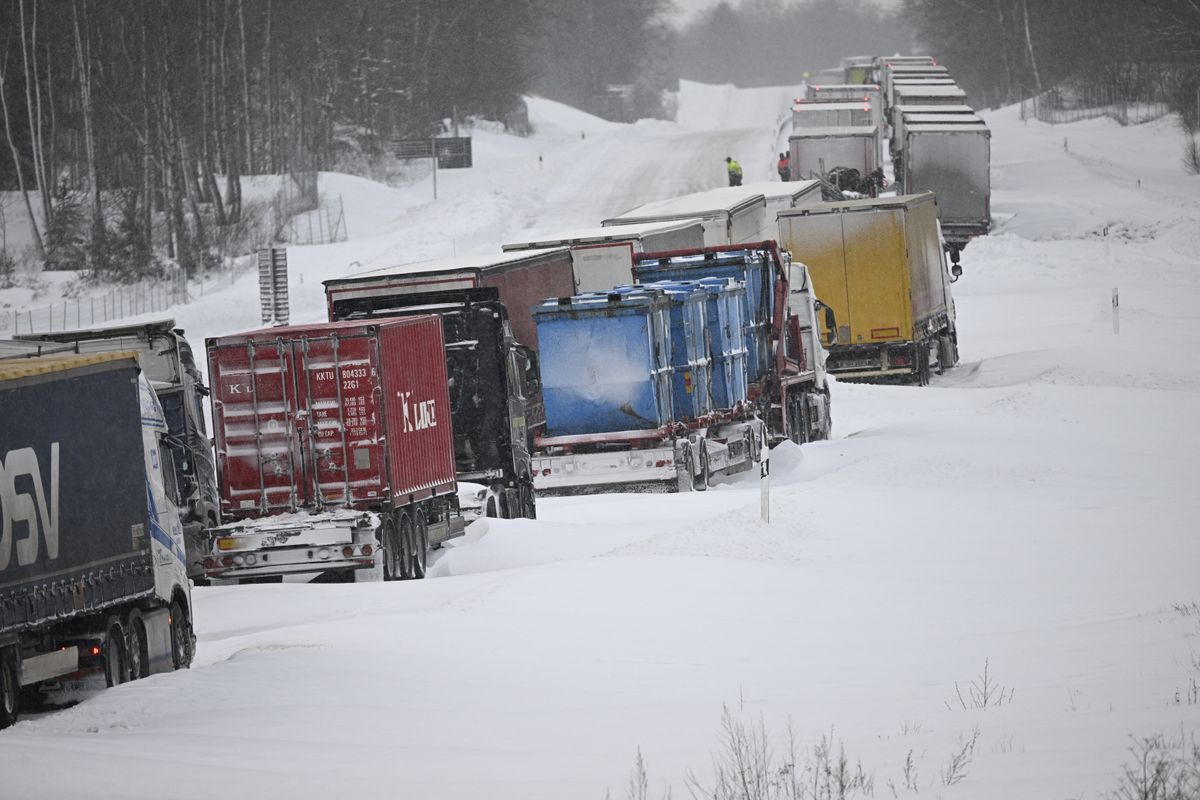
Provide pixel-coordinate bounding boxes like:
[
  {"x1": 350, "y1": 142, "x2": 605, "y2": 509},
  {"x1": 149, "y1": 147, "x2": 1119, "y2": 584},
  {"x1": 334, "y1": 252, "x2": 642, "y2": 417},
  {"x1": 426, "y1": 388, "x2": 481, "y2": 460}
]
[
  {"x1": 951, "y1": 262, "x2": 963, "y2": 279},
  {"x1": 823, "y1": 306, "x2": 838, "y2": 344}
]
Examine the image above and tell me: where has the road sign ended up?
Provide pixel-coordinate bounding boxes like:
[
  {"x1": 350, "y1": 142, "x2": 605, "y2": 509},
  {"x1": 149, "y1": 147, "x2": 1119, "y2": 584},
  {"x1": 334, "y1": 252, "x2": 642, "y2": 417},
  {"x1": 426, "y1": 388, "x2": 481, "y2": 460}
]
[{"x1": 391, "y1": 137, "x2": 472, "y2": 168}]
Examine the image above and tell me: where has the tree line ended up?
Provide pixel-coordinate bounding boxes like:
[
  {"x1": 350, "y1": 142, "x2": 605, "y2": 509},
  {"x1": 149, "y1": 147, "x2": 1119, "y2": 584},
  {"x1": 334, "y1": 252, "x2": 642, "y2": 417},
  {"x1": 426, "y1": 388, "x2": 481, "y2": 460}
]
[
  {"x1": 902, "y1": 0, "x2": 1200, "y2": 115},
  {"x1": 0, "y1": 0, "x2": 674, "y2": 282}
]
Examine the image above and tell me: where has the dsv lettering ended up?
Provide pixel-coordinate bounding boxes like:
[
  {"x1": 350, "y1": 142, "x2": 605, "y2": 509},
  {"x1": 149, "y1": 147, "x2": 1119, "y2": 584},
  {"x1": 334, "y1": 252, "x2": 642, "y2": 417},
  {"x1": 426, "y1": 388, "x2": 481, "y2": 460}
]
[
  {"x1": 0, "y1": 444, "x2": 60, "y2": 572},
  {"x1": 398, "y1": 392, "x2": 437, "y2": 433}
]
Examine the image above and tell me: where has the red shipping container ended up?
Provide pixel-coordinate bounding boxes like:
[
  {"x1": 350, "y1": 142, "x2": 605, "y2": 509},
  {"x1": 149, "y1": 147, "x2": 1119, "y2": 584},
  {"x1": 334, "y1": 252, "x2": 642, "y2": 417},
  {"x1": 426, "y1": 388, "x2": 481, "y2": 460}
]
[{"x1": 207, "y1": 316, "x2": 455, "y2": 520}]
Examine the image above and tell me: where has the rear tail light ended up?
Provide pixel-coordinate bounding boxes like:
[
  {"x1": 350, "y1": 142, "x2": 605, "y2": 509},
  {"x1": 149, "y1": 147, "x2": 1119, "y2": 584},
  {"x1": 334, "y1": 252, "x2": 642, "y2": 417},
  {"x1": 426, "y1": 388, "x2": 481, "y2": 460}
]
[
  {"x1": 221, "y1": 556, "x2": 234, "y2": 567},
  {"x1": 202, "y1": 557, "x2": 214, "y2": 569},
  {"x1": 361, "y1": 544, "x2": 373, "y2": 557},
  {"x1": 342, "y1": 546, "x2": 355, "y2": 558},
  {"x1": 542, "y1": 468, "x2": 551, "y2": 476}
]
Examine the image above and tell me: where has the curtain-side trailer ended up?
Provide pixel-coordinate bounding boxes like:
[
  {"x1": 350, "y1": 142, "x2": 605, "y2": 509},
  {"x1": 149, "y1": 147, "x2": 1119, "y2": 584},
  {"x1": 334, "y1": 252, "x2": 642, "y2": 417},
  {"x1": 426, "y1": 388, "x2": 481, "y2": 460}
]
[
  {"x1": 0, "y1": 354, "x2": 195, "y2": 728},
  {"x1": 900, "y1": 119, "x2": 992, "y2": 252}
]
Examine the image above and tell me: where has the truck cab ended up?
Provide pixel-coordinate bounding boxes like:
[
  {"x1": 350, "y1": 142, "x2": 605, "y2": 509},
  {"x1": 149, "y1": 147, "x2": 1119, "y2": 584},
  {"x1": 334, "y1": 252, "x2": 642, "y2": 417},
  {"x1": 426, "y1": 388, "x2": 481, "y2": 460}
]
[
  {"x1": 329, "y1": 287, "x2": 539, "y2": 519},
  {"x1": 4, "y1": 321, "x2": 220, "y2": 579}
]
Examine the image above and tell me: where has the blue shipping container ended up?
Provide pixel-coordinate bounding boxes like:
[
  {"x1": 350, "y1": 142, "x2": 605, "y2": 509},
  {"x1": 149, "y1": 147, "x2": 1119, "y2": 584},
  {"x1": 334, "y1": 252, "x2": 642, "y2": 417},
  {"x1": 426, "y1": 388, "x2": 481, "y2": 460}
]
[
  {"x1": 533, "y1": 291, "x2": 674, "y2": 436},
  {"x1": 633, "y1": 250, "x2": 774, "y2": 384},
  {"x1": 630, "y1": 282, "x2": 713, "y2": 420},
  {"x1": 695, "y1": 278, "x2": 749, "y2": 409}
]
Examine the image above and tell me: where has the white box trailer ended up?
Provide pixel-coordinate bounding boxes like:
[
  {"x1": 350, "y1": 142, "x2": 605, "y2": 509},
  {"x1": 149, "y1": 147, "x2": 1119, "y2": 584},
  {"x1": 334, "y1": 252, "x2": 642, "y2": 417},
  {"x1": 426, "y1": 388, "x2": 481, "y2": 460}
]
[
  {"x1": 804, "y1": 84, "x2": 884, "y2": 128},
  {"x1": 900, "y1": 120, "x2": 991, "y2": 251},
  {"x1": 736, "y1": 180, "x2": 825, "y2": 224},
  {"x1": 882, "y1": 64, "x2": 950, "y2": 106},
  {"x1": 602, "y1": 188, "x2": 767, "y2": 247},
  {"x1": 893, "y1": 83, "x2": 968, "y2": 114},
  {"x1": 502, "y1": 219, "x2": 706, "y2": 293},
  {"x1": 792, "y1": 100, "x2": 877, "y2": 131},
  {"x1": 788, "y1": 126, "x2": 880, "y2": 181},
  {"x1": 889, "y1": 103, "x2": 975, "y2": 154}
]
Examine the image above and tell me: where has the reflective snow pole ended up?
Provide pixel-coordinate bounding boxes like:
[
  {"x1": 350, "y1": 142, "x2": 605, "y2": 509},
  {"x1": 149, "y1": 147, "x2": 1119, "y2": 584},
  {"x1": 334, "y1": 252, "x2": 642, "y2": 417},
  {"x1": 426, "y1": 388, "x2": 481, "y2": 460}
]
[{"x1": 1112, "y1": 288, "x2": 1119, "y2": 334}]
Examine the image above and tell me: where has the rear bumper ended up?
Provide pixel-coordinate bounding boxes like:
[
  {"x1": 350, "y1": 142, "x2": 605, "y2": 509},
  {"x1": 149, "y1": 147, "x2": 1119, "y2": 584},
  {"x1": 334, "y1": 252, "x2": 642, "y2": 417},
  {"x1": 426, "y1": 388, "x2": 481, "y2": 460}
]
[
  {"x1": 203, "y1": 513, "x2": 377, "y2": 579},
  {"x1": 533, "y1": 446, "x2": 678, "y2": 492}
]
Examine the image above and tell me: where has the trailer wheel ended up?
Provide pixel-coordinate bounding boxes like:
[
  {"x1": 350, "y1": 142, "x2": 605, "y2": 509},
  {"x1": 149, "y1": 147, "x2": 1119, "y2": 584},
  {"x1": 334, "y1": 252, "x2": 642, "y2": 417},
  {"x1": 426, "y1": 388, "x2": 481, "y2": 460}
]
[
  {"x1": 169, "y1": 599, "x2": 194, "y2": 670},
  {"x1": 126, "y1": 610, "x2": 150, "y2": 681},
  {"x1": 104, "y1": 621, "x2": 128, "y2": 687},
  {"x1": 0, "y1": 649, "x2": 18, "y2": 730},
  {"x1": 520, "y1": 484, "x2": 537, "y2": 520},
  {"x1": 397, "y1": 510, "x2": 416, "y2": 580},
  {"x1": 381, "y1": 517, "x2": 402, "y2": 582},
  {"x1": 693, "y1": 442, "x2": 709, "y2": 492},
  {"x1": 412, "y1": 507, "x2": 428, "y2": 580}
]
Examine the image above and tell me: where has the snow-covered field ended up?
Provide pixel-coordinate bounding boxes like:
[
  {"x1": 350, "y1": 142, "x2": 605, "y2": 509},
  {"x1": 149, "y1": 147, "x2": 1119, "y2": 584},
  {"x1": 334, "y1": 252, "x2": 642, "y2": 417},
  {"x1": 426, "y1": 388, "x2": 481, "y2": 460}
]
[{"x1": 1, "y1": 82, "x2": 1198, "y2": 799}]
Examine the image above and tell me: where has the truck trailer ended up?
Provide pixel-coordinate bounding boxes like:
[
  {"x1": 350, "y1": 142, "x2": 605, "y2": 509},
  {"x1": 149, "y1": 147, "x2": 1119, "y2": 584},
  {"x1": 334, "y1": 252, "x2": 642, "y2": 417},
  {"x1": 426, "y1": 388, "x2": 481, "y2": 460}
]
[
  {"x1": 888, "y1": 104, "x2": 975, "y2": 156},
  {"x1": 501, "y1": 219, "x2": 706, "y2": 294},
  {"x1": 777, "y1": 193, "x2": 959, "y2": 385},
  {"x1": 602, "y1": 188, "x2": 768, "y2": 247},
  {"x1": 0, "y1": 353, "x2": 195, "y2": 728},
  {"x1": 788, "y1": 126, "x2": 881, "y2": 183},
  {"x1": 322, "y1": 248, "x2": 575, "y2": 355},
  {"x1": 324, "y1": 281, "x2": 540, "y2": 520},
  {"x1": 204, "y1": 316, "x2": 461, "y2": 583},
  {"x1": 899, "y1": 119, "x2": 992, "y2": 253},
  {"x1": 530, "y1": 242, "x2": 833, "y2": 495},
  {"x1": 1, "y1": 321, "x2": 219, "y2": 582}
]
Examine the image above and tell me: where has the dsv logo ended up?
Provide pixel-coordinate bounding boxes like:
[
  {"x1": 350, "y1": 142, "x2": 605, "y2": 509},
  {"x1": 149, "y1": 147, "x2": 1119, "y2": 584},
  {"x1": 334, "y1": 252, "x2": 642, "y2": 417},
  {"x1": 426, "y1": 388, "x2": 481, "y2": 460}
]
[
  {"x1": 398, "y1": 391, "x2": 437, "y2": 433},
  {"x1": 0, "y1": 444, "x2": 60, "y2": 572}
]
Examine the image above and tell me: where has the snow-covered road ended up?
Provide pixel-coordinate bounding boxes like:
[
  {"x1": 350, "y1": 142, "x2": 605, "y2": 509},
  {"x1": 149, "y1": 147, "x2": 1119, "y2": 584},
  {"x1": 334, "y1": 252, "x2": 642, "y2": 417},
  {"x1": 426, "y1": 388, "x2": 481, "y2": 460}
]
[{"x1": 2, "y1": 82, "x2": 1199, "y2": 799}]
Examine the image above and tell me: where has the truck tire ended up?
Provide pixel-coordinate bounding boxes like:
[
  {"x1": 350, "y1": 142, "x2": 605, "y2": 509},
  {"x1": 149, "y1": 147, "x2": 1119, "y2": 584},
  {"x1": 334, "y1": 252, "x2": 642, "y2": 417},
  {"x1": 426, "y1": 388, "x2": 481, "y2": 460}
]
[
  {"x1": 397, "y1": 510, "x2": 416, "y2": 580},
  {"x1": 412, "y1": 507, "x2": 428, "y2": 580},
  {"x1": 104, "y1": 621, "x2": 128, "y2": 687},
  {"x1": 381, "y1": 517, "x2": 401, "y2": 582},
  {"x1": 169, "y1": 599, "x2": 194, "y2": 670},
  {"x1": 693, "y1": 442, "x2": 709, "y2": 492},
  {"x1": 520, "y1": 484, "x2": 537, "y2": 520},
  {"x1": 126, "y1": 610, "x2": 150, "y2": 681},
  {"x1": 0, "y1": 649, "x2": 18, "y2": 730}
]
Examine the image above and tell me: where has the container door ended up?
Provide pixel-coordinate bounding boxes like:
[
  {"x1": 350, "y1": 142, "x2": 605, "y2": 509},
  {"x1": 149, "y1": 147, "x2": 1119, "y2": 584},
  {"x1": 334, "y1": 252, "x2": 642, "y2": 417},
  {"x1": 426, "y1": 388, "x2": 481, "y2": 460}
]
[
  {"x1": 841, "y1": 210, "x2": 910, "y2": 343},
  {"x1": 294, "y1": 333, "x2": 385, "y2": 507},
  {"x1": 650, "y1": 306, "x2": 674, "y2": 424},
  {"x1": 212, "y1": 340, "x2": 303, "y2": 514}
]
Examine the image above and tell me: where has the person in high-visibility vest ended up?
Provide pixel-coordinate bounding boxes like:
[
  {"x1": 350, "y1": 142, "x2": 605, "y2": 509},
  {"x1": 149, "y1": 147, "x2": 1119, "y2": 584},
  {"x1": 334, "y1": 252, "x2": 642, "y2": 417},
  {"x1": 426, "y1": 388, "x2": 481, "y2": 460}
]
[
  {"x1": 725, "y1": 156, "x2": 743, "y2": 187},
  {"x1": 777, "y1": 152, "x2": 790, "y2": 181}
]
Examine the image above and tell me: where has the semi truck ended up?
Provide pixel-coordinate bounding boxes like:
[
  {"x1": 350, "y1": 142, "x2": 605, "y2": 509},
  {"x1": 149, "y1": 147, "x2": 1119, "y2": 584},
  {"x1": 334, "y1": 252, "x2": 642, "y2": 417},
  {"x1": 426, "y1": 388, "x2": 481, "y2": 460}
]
[
  {"x1": 203, "y1": 317, "x2": 461, "y2": 583},
  {"x1": 324, "y1": 278, "x2": 540, "y2": 520},
  {"x1": 602, "y1": 188, "x2": 768, "y2": 247},
  {"x1": 777, "y1": 192, "x2": 960, "y2": 385},
  {"x1": 0, "y1": 353, "x2": 195, "y2": 728},
  {"x1": 0, "y1": 321, "x2": 219, "y2": 582},
  {"x1": 898, "y1": 117, "x2": 991, "y2": 253},
  {"x1": 501, "y1": 219, "x2": 707, "y2": 294},
  {"x1": 531, "y1": 242, "x2": 833, "y2": 495},
  {"x1": 792, "y1": 100, "x2": 877, "y2": 130}
]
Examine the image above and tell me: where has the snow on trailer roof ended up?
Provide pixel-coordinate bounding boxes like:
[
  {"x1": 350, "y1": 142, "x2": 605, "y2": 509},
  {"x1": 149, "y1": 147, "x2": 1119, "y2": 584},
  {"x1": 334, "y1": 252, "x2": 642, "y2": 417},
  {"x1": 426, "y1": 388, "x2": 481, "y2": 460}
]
[
  {"x1": 735, "y1": 180, "x2": 822, "y2": 204},
  {"x1": 788, "y1": 125, "x2": 879, "y2": 138},
  {"x1": 901, "y1": 113, "x2": 985, "y2": 124},
  {"x1": 792, "y1": 101, "x2": 875, "y2": 112},
  {"x1": 904, "y1": 122, "x2": 991, "y2": 134},
  {"x1": 778, "y1": 191, "x2": 936, "y2": 216},
  {"x1": 605, "y1": 187, "x2": 766, "y2": 222},
  {"x1": 886, "y1": 64, "x2": 948, "y2": 74},
  {"x1": 325, "y1": 247, "x2": 570, "y2": 284},
  {"x1": 0, "y1": 351, "x2": 138, "y2": 382},
  {"x1": 895, "y1": 84, "x2": 968, "y2": 98},
  {"x1": 893, "y1": 104, "x2": 974, "y2": 115},
  {"x1": 500, "y1": 219, "x2": 705, "y2": 251}
]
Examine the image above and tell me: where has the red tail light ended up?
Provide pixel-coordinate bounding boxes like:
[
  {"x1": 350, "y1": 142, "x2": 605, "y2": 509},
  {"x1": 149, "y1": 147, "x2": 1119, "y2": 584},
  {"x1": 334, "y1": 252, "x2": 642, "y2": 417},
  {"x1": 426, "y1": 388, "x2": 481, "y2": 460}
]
[
  {"x1": 221, "y1": 556, "x2": 234, "y2": 567},
  {"x1": 361, "y1": 544, "x2": 373, "y2": 557},
  {"x1": 342, "y1": 546, "x2": 355, "y2": 558}
]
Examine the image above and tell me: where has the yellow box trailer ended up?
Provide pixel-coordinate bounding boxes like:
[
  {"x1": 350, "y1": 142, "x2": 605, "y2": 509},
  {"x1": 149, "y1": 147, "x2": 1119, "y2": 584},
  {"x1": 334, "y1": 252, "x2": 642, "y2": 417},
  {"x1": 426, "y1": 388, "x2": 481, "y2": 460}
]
[{"x1": 777, "y1": 192, "x2": 959, "y2": 384}]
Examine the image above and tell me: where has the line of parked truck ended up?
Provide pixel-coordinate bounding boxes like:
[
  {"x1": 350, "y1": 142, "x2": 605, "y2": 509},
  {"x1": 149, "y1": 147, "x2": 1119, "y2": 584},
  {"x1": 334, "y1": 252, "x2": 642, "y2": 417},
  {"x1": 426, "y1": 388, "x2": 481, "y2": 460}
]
[
  {"x1": 790, "y1": 53, "x2": 992, "y2": 262},
  {"x1": 0, "y1": 54, "x2": 975, "y2": 728}
]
